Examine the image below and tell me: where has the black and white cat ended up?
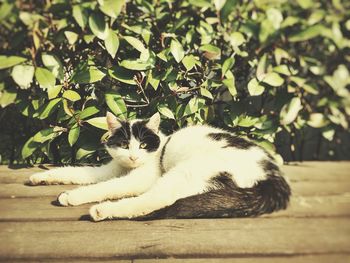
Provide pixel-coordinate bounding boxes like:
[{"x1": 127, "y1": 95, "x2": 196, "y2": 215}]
[{"x1": 28, "y1": 112, "x2": 291, "y2": 221}]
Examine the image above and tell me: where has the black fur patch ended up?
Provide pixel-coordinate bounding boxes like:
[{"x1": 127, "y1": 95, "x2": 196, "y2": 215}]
[
  {"x1": 208, "y1": 132, "x2": 256, "y2": 149},
  {"x1": 160, "y1": 137, "x2": 171, "y2": 173},
  {"x1": 260, "y1": 159, "x2": 279, "y2": 176},
  {"x1": 106, "y1": 122, "x2": 131, "y2": 148},
  {"x1": 135, "y1": 170, "x2": 291, "y2": 220},
  {"x1": 132, "y1": 121, "x2": 160, "y2": 152}
]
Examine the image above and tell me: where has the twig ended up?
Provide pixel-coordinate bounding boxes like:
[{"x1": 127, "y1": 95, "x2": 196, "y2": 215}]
[{"x1": 133, "y1": 75, "x2": 150, "y2": 105}]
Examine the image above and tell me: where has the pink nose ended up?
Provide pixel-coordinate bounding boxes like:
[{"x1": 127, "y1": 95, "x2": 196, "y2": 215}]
[{"x1": 129, "y1": 156, "x2": 138, "y2": 162}]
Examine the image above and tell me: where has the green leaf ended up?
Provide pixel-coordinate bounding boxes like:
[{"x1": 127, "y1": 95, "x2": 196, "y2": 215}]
[
  {"x1": 76, "y1": 147, "x2": 95, "y2": 160},
  {"x1": 120, "y1": 59, "x2": 153, "y2": 71},
  {"x1": 64, "y1": 31, "x2": 79, "y2": 45},
  {"x1": 184, "y1": 97, "x2": 205, "y2": 116},
  {"x1": 229, "y1": 32, "x2": 246, "y2": 47},
  {"x1": 11, "y1": 64, "x2": 34, "y2": 89},
  {"x1": 273, "y1": 65, "x2": 291, "y2": 76},
  {"x1": 105, "y1": 91, "x2": 127, "y2": 119},
  {"x1": 222, "y1": 57, "x2": 235, "y2": 77},
  {"x1": 302, "y1": 84, "x2": 319, "y2": 95},
  {"x1": 280, "y1": 97, "x2": 302, "y2": 125},
  {"x1": 68, "y1": 124, "x2": 80, "y2": 146},
  {"x1": 148, "y1": 70, "x2": 160, "y2": 90},
  {"x1": 72, "y1": 5, "x2": 87, "y2": 29},
  {"x1": 289, "y1": 24, "x2": 325, "y2": 42},
  {"x1": 37, "y1": 98, "x2": 61, "y2": 119},
  {"x1": 296, "y1": 0, "x2": 313, "y2": 9},
  {"x1": 108, "y1": 66, "x2": 136, "y2": 85},
  {"x1": 199, "y1": 44, "x2": 221, "y2": 60},
  {"x1": 80, "y1": 106, "x2": 100, "y2": 120},
  {"x1": 182, "y1": 55, "x2": 199, "y2": 71},
  {"x1": 33, "y1": 128, "x2": 60, "y2": 143},
  {"x1": 220, "y1": 0, "x2": 238, "y2": 21},
  {"x1": 35, "y1": 67, "x2": 56, "y2": 90},
  {"x1": 0, "y1": 89, "x2": 17, "y2": 108},
  {"x1": 266, "y1": 8, "x2": 283, "y2": 29},
  {"x1": 0, "y1": 2, "x2": 13, "y2": 21},
  {"x1": 21, "y1": 137, "x2": 40, "y2": 159},
  {"x1": 248, "y1": 78, "x2": 265, "y2": 96},
  {"x1": 307, "y1": 113, "x2": 329, "y2": 128},
  {"x1": 71, "y1": 66, "x2": 105, "y2": 84},
  {"x1": 83, "y1": 34, "x2": 95, "y2": 44},
  {"x1": 214, "y1": 0, "x2": 227, "y2": 10},
  {"x1": 124, "y1": 36, "x2": 147, "y2": 53},
  {"x1": 0, "y1": 56, "x2": 27, "y2": 70},
  {"x1": 48, "y1": 85, "x2": 62, "y2": 99},
  {"x1": 42, "y1": 53, "x2": 64, "y2": 80},
  {"x1": 223, "y1": 78, "x2": 237, "y2": 96},
  {"x1": 238, "y1": 116, "x2": 259, "y2": 127},
  {"x1": 89, "y1": 11, "x2": 108, "y2": 40},
  {"x1": 157, "y1": 105, "x2": 175, "y2": 119},
  {"x1": 63, "y1": 90, "x2": 81, "y2": 102},
  {"x1": 170, "y1": 39, "x2": 185, "y2": 63},
  {"x1": 262, "y1": 72, "x2": 284, "y2": 87},
  {"x1": 104, "y1": 29, "x2": 119, "y2": 58},
  {"x1": 98, "y1": 0, "x2": 125, "y2": 18},
  {"x1": 86, "y1": 117, "x2": 108, "y2": 130},
  {"x1": 200, "y1": 88, "x2": 213, "y2": 99},
  {"x1": 322, "y1": 128, "x2": 335, "y2": 141}
]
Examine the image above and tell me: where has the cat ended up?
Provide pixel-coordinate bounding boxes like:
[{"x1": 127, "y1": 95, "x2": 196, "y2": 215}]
[{"x1": 28, "y1": 112, "x2": 291, "y2": 221}]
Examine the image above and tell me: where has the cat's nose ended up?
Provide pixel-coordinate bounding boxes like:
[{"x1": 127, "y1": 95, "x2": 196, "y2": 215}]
[{"x1": 129, "y1": 156, "x2": 138, "y2": 162}]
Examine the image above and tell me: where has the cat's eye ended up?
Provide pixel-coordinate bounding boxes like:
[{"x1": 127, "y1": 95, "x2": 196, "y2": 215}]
[
  {"x1": 120, "y1": 141, "x2": 128, "y2": 149},
  {"x1": 140, "y1": 142, "x2": 147, "y2": 149}
]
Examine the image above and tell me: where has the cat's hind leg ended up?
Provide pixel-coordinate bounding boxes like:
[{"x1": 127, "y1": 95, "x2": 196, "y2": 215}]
[{"x1": 28, "y1": 162, "x2": 121, "y2": 186}]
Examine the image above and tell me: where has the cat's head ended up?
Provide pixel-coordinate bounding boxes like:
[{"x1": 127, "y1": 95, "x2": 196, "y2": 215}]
[{"x1": 105, "y1": 112, "x2": 162, "y2": 169}]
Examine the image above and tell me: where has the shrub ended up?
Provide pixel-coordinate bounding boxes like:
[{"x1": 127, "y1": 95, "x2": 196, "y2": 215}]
[{"x1": 0, "y1": 0, "x2": 349, "y2": 164}]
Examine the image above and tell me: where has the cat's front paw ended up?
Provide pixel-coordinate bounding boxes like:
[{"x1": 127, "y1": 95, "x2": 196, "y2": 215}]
[
  {"x1": 89, "y1": 202, "x2": 112, "y2": 222},
  {"x1": 57, "y1": 191, "x2": 85, "y2": 206},
  {"x1": 27, "y1": 172, "x2": 53, "y2": 186}
]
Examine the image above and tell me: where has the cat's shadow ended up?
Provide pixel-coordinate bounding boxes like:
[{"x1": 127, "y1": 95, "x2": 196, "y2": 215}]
[
  {"x1": 50, "y1": 200, "x2": 93, "y2": 221},
  {"x1": 78, "y1": 214, "x2": 92, "y2": 221}
]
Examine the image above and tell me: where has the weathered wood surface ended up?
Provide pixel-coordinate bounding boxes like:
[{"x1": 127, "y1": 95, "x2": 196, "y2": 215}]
[{"x1": 0, "y1": 162, "x2": 349, "y2": 262}]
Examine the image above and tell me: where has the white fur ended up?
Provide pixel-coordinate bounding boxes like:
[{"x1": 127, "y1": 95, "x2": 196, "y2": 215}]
[{"x1": 29, "y1": 118, "x2": 275, "y2": 221}]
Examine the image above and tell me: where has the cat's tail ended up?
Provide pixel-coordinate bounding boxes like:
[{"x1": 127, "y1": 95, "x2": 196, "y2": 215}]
[{"x1": 135, "y1": 169, "x2": 291, "y2": 220}]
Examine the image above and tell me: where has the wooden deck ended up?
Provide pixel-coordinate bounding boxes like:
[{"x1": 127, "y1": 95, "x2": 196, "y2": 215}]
[{"x1": 0, "y1": 162, "x2": 349, "y2": 262}]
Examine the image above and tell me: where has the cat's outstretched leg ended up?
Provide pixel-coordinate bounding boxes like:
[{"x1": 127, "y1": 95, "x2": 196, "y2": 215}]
[
  {"x1": 57, "y1": 163, "x2": 160, "y2": 206},
  {"x1": 28, "y1": 162, "x2": 122, "y2": 186},
  {"x1": 89, "y1": 160, "x2": 213, "y2": 221}
]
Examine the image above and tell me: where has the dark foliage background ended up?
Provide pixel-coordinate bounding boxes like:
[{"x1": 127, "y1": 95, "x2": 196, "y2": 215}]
[{"x1": 0, "y1": 0, "x2": 350, "y2": 165}]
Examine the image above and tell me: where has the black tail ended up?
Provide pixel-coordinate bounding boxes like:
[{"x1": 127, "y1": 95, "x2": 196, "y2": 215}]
[{"x1": 135, "y1": 172, "x2": 291, "y2": 220}]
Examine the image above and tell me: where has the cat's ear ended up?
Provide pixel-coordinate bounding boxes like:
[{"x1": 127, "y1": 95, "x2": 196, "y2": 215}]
[
  {"x1": 106, "y1": 111, "x2": 122, "y2": 133},
  {"x1": 146, "y1": 112, "x2": 161, "y2": 133}
]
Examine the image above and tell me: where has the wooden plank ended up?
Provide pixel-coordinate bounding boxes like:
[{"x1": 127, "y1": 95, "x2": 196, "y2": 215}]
[
  {"x1": 0, "y1": 162, "x2": 349, "y2": 185},
  {"x1": 3, "y1": 255, "x2": 350, "y2": 263},
  {"x1": 0, "y1": 218, "x2": 349, "y2": 260},
  {"x1": 290, "y1": 181, "x2": 350, "y2": 196},
  {"x1": 0, "y1": 180, "x2": 349, "y2": 198},
  {"x1": 282, "y1": 162, "x2": 350, "y2": 182},
  {"x1": 0, "y1": 166, "x2": 47, "y2": 184},
  {"x1": 0, "y1": 198, "x2": 89, "y2": 221},
  {"x1": 0, "y1": 184, "x2": 76, "y2": 198},
  {"x1": 0, "y1": 191, "x2": 349, "y2": 221},
  {"x1": 136, "y1": 255, "x2": 350, "y2": 263}
]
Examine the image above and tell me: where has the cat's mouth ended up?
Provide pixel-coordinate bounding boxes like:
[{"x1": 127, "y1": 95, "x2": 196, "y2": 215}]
[{"x1": 124, "y1": 160, "x2": 142, "y2": 169}]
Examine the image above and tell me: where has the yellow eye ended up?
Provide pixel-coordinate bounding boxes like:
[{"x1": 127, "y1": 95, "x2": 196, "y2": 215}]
[
  {"x1": 120, "y1": 142, "x2": 128, "y2": 149},
  {"x1": 140, "y1": 142, "x2": 147, "y2": 149}
]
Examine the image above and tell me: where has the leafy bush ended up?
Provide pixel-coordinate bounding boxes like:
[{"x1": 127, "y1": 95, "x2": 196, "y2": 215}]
[{"x1": 0, "y1": 0, "x2": 349, "y2": 164}]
